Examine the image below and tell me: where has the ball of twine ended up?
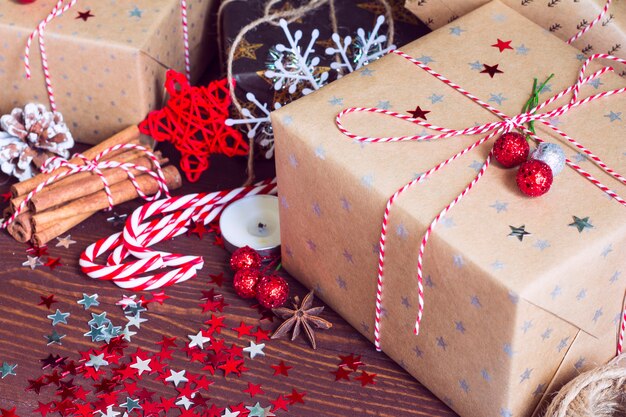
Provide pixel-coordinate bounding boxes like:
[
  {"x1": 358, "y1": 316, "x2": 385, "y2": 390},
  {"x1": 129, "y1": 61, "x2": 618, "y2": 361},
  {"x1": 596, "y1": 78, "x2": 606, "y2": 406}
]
[{"x1": 544, "y1": 354, "x2": 626, "y2": 417}]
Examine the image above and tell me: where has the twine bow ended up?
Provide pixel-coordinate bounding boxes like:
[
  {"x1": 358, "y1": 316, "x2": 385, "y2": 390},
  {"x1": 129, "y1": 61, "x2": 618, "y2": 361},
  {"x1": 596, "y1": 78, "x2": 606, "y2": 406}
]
[
  {"x1": 336, "y1": 50, "x2": 626, "y2": 355},
  {"x1": 2, "y1": 143, "x2": 171, "y2": 230}
]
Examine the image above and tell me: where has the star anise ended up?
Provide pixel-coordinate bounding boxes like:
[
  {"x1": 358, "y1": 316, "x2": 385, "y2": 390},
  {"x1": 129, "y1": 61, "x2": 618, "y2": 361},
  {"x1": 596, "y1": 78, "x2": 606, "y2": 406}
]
[{"x1": 271, "y1": 290, "x2": 332, "y2": 349}]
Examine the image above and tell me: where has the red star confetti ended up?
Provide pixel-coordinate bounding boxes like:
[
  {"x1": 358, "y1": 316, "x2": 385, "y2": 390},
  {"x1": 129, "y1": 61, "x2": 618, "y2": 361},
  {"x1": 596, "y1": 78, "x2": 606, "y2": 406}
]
[
  {"x1": 0, "y1": 191, "x2": 11, "y2": 202},
  {"x1": 407, "y1": 105, "x2": 430, "y2": 120},
  {"x1": 33, "y1": 402, "x2": 53, "y2": 417},
  {"x1": 232, "y1": 321, "x2": 254, "y2": 338},
  {"x1": 271, "y1": 360, "x2": 292, "y2": 377},
  {"x1": 145, "y1": 291, "x2": 170, "y2": 305},
  {"x1": 243, "y1": 382, "x2": 264, "y2": 397},
  {"x1": 481, "y1": 63, "x2": 503, "y2": 78},
  {"x1": 354, "y1": 370, "x2": 377, "y2": 387},
  {"x1": 38, "y1": 294, "x2": 58, "y2": 309},
  {"x1": 286, "y1": 388, "x2": 306, "y2": 404},
  {"x1": 252, "y1": 327, "x2": 271, "y2": 343},
  {"x1": 43, "y1": 257, "x2": 62, "y2": 270},
  {"x1": 27, "y1": 244, "x2": 48, "y2": 257},
  {"x1": 209, "y1": 272, "x2": 224, "y2": 287},
  {"x1": 271, "y1": 395, "x2": 290, "y2": 412},
  {"x1": 187, "y1": 221, "x2": 208, "y2": 239},
  {"x1": 491, "y1": 38, "x2": 513, "y2": 52},
  {"x1": 331, "y1": 366, "x2": 352, "y2": 381},
  {"x1": 338, "y1": 353, "x2": 365, "y2": 371},
  {"x1": 76, "y1": 10, "x2": 94, "y2": 20},
  {"x1": 139, "y1": 72, "x2": 248, "y2": 182},
  {"x1": 213, "y1": 234, "x2": 225, "y2": 248},
  {"x1": 1, "y1": 407, "x2": 19, "y2": 417}
]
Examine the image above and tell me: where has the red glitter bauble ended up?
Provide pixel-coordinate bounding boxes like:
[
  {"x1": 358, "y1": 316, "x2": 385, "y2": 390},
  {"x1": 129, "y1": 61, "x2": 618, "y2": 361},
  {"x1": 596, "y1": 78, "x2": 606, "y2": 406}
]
[
  {"x1": 229, "y1": 246, "x2": 262, "y2": 271},
  {"x1": 516, "y1": 159, "x2": 553, "y2": 197},
  {"x1": 233, "y1": 267, "x2": 263, "y2": 299},
  {"x1": 493, "y1": 132, "x2": 530, "y2": 168},
  {"x1": 256, "y1": 275, "x2": 289, "y2": 309}
]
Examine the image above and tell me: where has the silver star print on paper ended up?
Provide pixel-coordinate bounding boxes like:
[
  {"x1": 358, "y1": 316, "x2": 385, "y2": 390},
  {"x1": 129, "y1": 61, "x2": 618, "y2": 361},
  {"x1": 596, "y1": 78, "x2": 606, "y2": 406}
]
[
  {"x1": 508, "y1": 225, "x2": 531, "y2": 241},
  {"x1": 569, "y1": 216, "x2": 593, "y2": 233},
  {"x1": 55, "y1": 235, "x2": 76, "y2": 248},
  {"x1": 243, "y1": 341, "x2": 266, "y2": 359}
]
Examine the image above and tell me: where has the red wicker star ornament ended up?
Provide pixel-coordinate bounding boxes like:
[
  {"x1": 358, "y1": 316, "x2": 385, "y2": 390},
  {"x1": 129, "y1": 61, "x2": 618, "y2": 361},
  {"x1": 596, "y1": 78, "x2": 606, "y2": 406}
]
[{"x1": 139, "y1": 71, "x2": 248, "y2": 182}]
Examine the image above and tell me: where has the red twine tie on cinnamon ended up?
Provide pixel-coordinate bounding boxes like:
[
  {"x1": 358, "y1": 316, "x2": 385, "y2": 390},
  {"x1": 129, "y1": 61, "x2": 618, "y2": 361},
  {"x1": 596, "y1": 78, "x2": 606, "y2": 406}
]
[
  {"x1": 1, "y1": 143, "x2": 170, "y2": 230},
  {"x1": 336, "y1": 50, "x2": 626, "y2": 356},
  {"x1": 139, "y1": 71, "x2": 248, "y2": 182}
]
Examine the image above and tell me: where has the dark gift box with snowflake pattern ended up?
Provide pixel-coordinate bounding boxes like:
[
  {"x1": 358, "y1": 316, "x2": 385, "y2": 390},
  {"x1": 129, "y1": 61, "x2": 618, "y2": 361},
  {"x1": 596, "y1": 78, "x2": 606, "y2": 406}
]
[
  {"x1": 0, "y1": 0, "x2": 215, "y2": 144},
  {"x1": 219, "y1": 0, "x2": 430, "y2": 158},
  {"x1": 272, "y1": 1, "x2": 626, "y2": 416}
]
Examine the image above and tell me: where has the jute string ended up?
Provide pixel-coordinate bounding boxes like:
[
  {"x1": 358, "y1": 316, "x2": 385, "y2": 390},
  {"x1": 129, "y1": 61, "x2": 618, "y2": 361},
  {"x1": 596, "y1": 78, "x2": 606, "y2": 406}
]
[
  {"x1": 217, "y1": 0, "x2": 395, "y2": 185},
  {"x1": 544, "y1": 354, "x2": 626, "y2": 417}
]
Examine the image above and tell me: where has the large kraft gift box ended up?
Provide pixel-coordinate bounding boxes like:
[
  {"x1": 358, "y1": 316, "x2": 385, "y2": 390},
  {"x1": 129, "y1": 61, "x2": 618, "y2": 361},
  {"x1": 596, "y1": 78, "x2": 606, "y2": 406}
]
[
  {"x1": 272, "y1": 1, "x2": 626, "y2": 417},
  {"x1": 405, "y1": 0, "x2": 626, "y2": 62},
  {"x1": 0, "y1": 0, "x2": 215, "y2": 144}
]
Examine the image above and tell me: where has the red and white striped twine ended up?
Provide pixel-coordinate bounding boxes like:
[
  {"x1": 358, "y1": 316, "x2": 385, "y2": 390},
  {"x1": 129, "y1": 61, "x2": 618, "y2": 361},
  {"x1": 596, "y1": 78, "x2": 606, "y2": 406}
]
[
  {"x1": 567, "y1": 0, "x2": 612, "y2": 45},
  {"x1": 336, "y1": 50, "x2": 626, "y2": 355},
  {"x1": 24, "y1": 0, "x2": 193, "y2": 110},
  {"x1": 80, "y1": 178, "x2": 277, "y2": 291},
  {"x1": 1, "y1": 143, "x2": 170, "y2": 230}
]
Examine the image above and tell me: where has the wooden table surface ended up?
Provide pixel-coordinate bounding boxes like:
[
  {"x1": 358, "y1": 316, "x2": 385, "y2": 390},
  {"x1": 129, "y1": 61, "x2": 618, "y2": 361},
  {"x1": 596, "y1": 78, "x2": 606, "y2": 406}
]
[{"x1": 0, "y1": 151, "x2": 457, "y2": 417}]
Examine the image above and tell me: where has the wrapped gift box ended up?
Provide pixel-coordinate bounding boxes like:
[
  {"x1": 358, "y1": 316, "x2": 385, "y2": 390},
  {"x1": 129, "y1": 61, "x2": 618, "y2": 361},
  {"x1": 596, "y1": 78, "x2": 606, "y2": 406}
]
[
  {"x1": 272, "y1": 1, "x2": 626, "y2": 416},
  {"x1": 219, "y1": 0, "x2": 430, "y2": 155},
  {"x1": 405, "y1": 0, "x2": 626, "y2": 61},
  {"x1": 0, "y1": 0, "x2": 216, "y2": 144}
]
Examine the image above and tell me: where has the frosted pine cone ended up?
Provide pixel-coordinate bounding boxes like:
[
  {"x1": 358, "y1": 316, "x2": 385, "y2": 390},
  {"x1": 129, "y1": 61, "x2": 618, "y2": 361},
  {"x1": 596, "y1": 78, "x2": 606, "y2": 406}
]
[{"x1": 0, "y1": 103, "x2": 74, "y2": 181}]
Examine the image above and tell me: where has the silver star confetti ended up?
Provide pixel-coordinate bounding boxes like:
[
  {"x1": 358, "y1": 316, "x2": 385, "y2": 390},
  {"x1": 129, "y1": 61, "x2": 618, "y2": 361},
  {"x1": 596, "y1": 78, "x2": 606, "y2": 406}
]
[
  {"x1": 22, "y1": 255, "x2": 43, "y2": 270},
  {"x1": 47, "y1": 309, "x2": 70, "y2": 326},
  {"x1": 0, "y1": 362, "x2": 17, "y2": 379},
  {"x1": 77, "y1": 293, "x2": 100, "y2": 310},
  {"x1": 188, "y1": 331, "x2": 211, "y2": 349},
  {"x1": 55, "y1": 234, "x2": 76, "y2": 248},
  {"x1": 243, "y1": 341, "x2": 266, "y2": 359}
]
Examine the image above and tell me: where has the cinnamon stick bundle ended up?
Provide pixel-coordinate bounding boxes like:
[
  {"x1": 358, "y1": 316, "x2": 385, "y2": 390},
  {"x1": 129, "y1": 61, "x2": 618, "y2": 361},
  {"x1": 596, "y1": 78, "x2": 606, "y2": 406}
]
[
  {"x1": 5, "y1": 126, "x2": 179, "y2": 245},
  {"x1": 31, "y1": 165, "x2": 182, "y2": 228},
  {"x1": 11, "y1": 125, "x2": 142, "y2": 197}
]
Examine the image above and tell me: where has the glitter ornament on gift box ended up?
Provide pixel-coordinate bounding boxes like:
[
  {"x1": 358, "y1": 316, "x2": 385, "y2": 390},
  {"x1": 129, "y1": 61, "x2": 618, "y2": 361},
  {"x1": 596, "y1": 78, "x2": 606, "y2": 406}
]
[
  {"x1": 493, "y1": 132, "x2": 530, "y2": 168},
  {"x1": 516, "y1": 159, "x2": 554, "y2": 197},
  {"x1": 531, "y1": 142, "x2": 566, "y2": 175}
]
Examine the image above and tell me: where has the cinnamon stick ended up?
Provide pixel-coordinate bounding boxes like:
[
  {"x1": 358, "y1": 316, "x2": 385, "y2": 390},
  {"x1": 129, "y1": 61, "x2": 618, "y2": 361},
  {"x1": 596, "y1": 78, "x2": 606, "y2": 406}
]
[
  {"x1": 32, "y1": 212, "x2": 94, "y2": 247},
  {"x1": 11, "y1": 125, "x2": 141, "y2": 197},
  {"x1": 31, "y1": 165, "x2": 182, "y2": 227},
  {"x1": 29, "y1": 155, "x2": 170, "y2": 213},
  {"x1": 10, "y1": 149, "x2": 163, "y2": 212},
  {"x1": 7, "y1": 212, "x2": 34, "y2": 243}
]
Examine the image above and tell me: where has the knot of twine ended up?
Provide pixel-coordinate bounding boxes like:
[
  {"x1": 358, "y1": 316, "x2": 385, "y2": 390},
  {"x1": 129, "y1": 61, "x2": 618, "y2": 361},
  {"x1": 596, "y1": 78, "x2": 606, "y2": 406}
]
[
  {"x1": 544, "y1": 354, "x2": 626, "y2": 417},
  {"x1": 216, "y1": 0, "x2": 395, "y2": 185},
  {"x1": 24, "y1": 0, "x2": 192, "y2": 112},
  {"x1": 336, "y1": 50, "x2": 626, "y2": 356},
  {"x1": 2, "y1": 143, "x2": 171, "y2": 229}
]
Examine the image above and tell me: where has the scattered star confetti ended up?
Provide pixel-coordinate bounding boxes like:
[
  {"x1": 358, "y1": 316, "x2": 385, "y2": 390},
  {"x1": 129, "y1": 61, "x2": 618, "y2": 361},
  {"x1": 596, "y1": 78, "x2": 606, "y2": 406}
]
[
  {"x1": 0, "y1": 362, "x2": 16, "y2": 379},
  {"x1": 129, "y1": 357, "x2": 151, "y2": 375},
  {"x1": 44, "y1": 257, "x2": 62, "y2": 270},
  {"x1": 85, "y1": 353, "x2": 109, "y2": 370},
  {"x1": 188, "y1": 330, "x2": 211, "y2": 349},
  {"x1": 569, "y1": 216, "x2": 593, "y2": 233},
  {"x1": 271, "y1": 360, "x2": 292, "y2": 376},
  {"x1": 481, "y1": 63, "x2": 503, "y2": 78},
  {"x1": 77, "y1": 293, "x2": 100, "y2": 310},
  {"x1": 47, "y1": 309, "x2": 70, "y2": 326},
  {"x1": 243, "y1": 341, "x2": 266, "y2": 359},
  {"x1": 106, "y1": 212, "x2": 128, "y2": 227},
  {"x1": 165, "y1": 369, "x2": 188, "y2": 387},
  {"x1": 55, "y1": 234, "x2": 76, "y2": 248},
  {"x1": 23, "y1": 255, "x2": 43, "y2": 270},
  {"x1": 44, "y1": 329, "x2": 66, "y2": 346},
  {"x1": 508, "y1": 225, "x2": 530, "y2": 241},
  {"x1": 38, "y1": 294, "x2": 58, "y2": 309},
  {"x1": 246, "y1": 402, "x2": 275, "y2": 417},
  {"x1": 126, "y1": 313, "x2": 147, "y2": 329}
]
